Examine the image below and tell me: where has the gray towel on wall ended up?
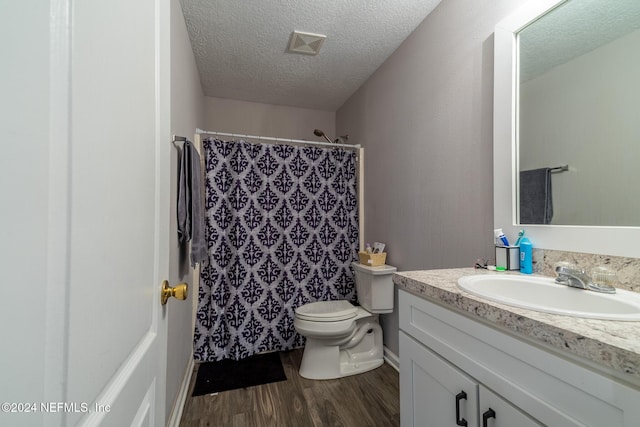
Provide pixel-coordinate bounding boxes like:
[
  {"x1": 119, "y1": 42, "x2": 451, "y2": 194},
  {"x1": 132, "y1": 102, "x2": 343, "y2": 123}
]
[
  {"x1": 177, "y1": 144, "x2": 191, "y2": 244},
  {"x1": 519, "y1": 168, "x2": 553, "y2": 224},
  {"x1": 177, "y1": 141, "x2": 207, "y2": 267}
]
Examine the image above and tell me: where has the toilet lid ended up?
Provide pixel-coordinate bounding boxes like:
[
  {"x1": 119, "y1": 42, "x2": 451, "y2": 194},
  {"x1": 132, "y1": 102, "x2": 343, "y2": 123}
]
[{"x1": 295, "y1": 300, "x2": 357, "y2": 322}]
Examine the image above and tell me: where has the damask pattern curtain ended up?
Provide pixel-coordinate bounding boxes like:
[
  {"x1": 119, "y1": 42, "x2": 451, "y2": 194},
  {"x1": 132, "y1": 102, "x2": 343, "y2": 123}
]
[{"x1": 194, "y1": 138, "x2": 359, "y2": 361}]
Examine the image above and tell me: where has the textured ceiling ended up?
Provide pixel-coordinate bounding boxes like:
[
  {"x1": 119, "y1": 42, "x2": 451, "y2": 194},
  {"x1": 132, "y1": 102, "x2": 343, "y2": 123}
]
[
  {"x1": 519, "y1": 0, "x2": 640, "y2": 81},
  {"x1": 180, "y1": 0, "x2": 442, "y2": 111}
]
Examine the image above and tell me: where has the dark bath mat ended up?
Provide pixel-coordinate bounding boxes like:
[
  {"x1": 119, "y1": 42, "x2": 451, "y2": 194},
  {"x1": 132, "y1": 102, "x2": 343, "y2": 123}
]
[{"x1": 192, "y1": 351, "x2": 287, "y2": 396}]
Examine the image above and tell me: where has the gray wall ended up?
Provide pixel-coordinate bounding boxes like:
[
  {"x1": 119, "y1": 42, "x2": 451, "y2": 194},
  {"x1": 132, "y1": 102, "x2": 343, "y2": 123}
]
[
  {"x1": 203, "y1": 96, "x2": 335, "y2": 141},
  {"x1": 167, "y1": 0, "x2": 206, "y2": 420},
  {"x1": 336, "y1": 0, "x2": 529, "y2": 355}
]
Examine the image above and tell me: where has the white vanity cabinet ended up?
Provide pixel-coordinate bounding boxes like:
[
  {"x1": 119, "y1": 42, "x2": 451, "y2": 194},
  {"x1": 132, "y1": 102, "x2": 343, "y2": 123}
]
[
  {"x1": 398, "y1": 289, "x2": 640, "y2": 427},
  {"x1": 479, "y1": 385, "x2": 541, "y2": 427},
  {"x1": 400, "y1": 331, "x2": 540, "y2": 426}
]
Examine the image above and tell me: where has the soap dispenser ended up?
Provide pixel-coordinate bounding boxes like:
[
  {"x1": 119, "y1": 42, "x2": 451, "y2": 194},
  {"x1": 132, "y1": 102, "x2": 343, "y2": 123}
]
[{"x1": 519, "y1": 236, "x2": 533, "y2": 274}]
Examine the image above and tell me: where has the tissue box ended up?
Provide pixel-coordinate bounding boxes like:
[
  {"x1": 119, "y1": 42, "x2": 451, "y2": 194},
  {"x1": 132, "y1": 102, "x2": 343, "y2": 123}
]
[
  {"x1": 358, "y1": 251, "x2": 387, "y2": 266},
  {"x1": 495, "y1": 245, "x2": 520, "y2": 270}
]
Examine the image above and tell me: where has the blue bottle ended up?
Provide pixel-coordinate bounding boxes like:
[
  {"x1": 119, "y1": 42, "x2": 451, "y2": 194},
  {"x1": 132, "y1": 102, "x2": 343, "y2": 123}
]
[{"x1": 519, "y1": 237, "x2": 533, "y2": 274}]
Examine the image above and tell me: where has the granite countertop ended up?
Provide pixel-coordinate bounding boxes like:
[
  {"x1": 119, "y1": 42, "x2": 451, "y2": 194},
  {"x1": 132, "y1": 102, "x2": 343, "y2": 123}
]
[{"x1": 394, "y1": 268, "x2": 640, "y2": 384}]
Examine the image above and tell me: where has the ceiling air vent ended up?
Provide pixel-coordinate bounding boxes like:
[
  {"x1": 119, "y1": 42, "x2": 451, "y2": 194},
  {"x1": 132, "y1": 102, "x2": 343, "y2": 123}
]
[{"x1": 287, "y1": 31, "x2": 326, "y2": 56}]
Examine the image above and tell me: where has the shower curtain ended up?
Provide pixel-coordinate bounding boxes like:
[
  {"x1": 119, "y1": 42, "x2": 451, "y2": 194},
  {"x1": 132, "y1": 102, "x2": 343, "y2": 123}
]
[{"x1": 194, "y1": 138, "x2": 359, "y2": 361}]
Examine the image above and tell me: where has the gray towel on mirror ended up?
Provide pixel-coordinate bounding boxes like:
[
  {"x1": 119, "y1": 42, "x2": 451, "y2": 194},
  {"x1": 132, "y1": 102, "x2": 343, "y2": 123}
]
[
  {"x1": 519, "y1": 168, "x2": 553, "y2": 224},
  {"x1": 177, "y1": 141, "x2": 207, "y2": 267}
]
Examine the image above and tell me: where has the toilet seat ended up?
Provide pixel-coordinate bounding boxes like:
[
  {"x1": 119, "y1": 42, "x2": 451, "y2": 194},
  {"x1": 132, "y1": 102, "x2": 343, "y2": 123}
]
[{"x1": 295, "y1": 300, "x2": 357, "y2": 322}]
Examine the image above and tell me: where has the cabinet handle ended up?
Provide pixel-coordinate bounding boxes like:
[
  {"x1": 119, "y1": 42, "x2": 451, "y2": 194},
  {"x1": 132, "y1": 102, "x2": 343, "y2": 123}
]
[
  {"x1": 482, "y1": 408, "x2": 496, "y2": 427},
  {"x1": 455, "y1": 391, "x2": 468, "y2": 426}
]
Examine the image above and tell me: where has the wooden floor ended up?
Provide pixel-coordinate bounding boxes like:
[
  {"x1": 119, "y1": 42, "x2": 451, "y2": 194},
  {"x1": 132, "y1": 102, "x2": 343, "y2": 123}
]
[{"x1": 179, "y1": 349, "x2": 400, "y2": 427}]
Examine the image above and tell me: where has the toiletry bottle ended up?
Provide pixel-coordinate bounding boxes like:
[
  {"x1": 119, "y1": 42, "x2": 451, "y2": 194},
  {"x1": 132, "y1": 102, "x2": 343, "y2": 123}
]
[
  {"x1": 520, "y1": 237, "x2": 533, "y2": 274},
  {"x1": 494, "y1": 228, "x2": 510, "y2": 246}
]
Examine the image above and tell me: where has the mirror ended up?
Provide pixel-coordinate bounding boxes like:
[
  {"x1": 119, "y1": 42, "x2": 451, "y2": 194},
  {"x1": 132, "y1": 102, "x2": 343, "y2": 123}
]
[
  {"x1": 493, "y1": 0, "x2": 640, "y2": 258},
  {"x1": 517, "y1": 0, "x2": 640, "y2": 226}
]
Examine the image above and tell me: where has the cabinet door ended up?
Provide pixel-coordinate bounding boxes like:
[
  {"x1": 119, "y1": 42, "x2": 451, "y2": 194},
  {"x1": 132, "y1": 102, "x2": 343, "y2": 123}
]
[
  {"x1": 479, "y1": 386, "x2": 542, "y2": 427},
  {"x1": 400, "y1": 332, "x2": 479, "y2": 427}
]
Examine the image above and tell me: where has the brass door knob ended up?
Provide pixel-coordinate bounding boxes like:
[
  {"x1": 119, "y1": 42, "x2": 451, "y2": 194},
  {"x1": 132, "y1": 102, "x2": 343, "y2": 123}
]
[{"x1": 161, "y1": 280, "x2": 188, "y2": 305}]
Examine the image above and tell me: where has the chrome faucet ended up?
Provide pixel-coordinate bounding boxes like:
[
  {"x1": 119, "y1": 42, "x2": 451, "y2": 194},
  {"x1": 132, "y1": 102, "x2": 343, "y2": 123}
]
[{"x1": 555, "y1": 266, "x2": 616, "y2": 294}]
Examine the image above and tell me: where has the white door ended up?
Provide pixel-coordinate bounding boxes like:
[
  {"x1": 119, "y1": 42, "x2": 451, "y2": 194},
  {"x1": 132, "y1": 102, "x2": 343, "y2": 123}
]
[{"x1": 0, "y1": 0, "x2": 171, "y2": 426}]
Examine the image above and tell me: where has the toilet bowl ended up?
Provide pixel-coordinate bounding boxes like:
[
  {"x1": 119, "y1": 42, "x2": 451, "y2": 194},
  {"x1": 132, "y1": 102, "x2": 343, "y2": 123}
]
[{"x1": 293, "y1": 262, "x2": 397, "y2": 380}]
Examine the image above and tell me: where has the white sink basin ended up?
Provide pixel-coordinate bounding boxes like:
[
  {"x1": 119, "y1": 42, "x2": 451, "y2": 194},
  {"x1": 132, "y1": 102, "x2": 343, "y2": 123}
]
[{"x1": 457, "y1": 274, "x2": 640, "y2": 321}]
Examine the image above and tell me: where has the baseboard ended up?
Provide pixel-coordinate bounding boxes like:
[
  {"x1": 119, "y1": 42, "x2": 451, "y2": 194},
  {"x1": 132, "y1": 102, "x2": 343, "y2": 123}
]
[
  {"x1": 383, "y1": 346, "x2": 400, "y2": 373},
  {"x1": 167, "y1": 356, "x2": 195, "y2": 427}
]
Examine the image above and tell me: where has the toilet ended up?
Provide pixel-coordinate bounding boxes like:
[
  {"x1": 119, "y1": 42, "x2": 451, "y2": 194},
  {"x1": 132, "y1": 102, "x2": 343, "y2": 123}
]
[{"x1": 294, "y1": 262, "x2": 397, "y2": 380}]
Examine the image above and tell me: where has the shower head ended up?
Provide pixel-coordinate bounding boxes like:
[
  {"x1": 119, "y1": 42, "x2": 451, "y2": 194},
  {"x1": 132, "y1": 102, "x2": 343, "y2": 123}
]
[{"x1": 313, "y1": 129, "x2": 333, "y2": 144}]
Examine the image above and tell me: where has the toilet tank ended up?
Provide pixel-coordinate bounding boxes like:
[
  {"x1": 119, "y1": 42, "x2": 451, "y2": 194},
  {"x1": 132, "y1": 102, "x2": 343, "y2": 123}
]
[{"x1": 351, "y1": 262, "x2": 397, "y2": 313}]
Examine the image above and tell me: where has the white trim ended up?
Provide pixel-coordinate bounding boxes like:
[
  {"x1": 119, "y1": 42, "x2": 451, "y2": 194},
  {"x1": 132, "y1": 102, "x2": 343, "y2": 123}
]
[
  {"x1": 154, "y1": 0, "x2": 171, "y2": 425},
  {"x1": 383, "y1": 346, "x2": 400, "y2": 373},
  {"x1": 45, "y1": 0, "x2": 72, "y2": 418},
  {"x1": 167, "y1": 356, "x2": 195, "y2": 427},
  {"x1": 493, "y1": 0, "x2": 640, "y2": 258}
]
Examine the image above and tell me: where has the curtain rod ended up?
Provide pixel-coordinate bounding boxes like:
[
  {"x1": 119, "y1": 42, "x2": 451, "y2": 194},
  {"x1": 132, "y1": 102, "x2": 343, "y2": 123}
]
[{"x1": 196, "y1": 128, "x2": 360, "y2": 149}]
